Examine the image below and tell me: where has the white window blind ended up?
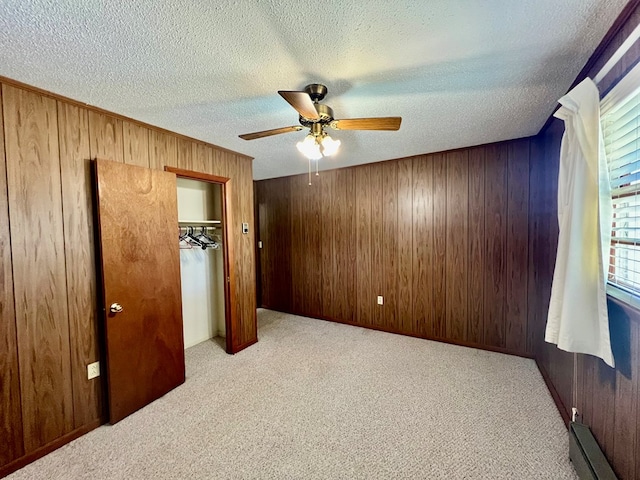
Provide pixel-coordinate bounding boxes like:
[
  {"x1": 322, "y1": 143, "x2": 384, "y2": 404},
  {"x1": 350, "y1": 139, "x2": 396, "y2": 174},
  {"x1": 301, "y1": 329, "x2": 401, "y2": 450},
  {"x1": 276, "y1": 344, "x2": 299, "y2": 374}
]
[{"x1": 602, "y1": 82, "x2": 640, "y2": 295}]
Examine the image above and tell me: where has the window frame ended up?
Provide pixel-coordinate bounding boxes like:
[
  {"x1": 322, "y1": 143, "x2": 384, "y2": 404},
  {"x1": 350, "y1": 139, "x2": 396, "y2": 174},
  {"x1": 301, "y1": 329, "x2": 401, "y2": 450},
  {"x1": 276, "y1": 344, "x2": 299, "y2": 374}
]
[{"x1": 600, "y1": 61, "x2": 640, "y2": 310}]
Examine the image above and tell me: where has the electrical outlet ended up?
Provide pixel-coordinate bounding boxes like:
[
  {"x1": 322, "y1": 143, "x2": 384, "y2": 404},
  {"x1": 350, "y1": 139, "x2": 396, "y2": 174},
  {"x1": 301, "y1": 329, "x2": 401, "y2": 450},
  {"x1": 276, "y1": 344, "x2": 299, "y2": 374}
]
[
  {"x1": 87, "y1": 361, "x2": 100, "y2": 380},
  {"x1": 258, "y1": 241, "x2": 263, "y2": 249},
  {"x1": 571, "y1": 407, "x2": 580, "y2": 422},
  {"x1": 377, "y1": 295, "x2": 384, "y2": 305}
]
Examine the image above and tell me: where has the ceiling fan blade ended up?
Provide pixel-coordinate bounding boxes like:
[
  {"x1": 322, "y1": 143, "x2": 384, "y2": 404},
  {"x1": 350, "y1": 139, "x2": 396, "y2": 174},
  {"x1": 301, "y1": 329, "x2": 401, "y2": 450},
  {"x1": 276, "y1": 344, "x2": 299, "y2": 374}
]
[
  {"x1": 239, "y1": 125, "x2": 303, "y2": 140},
  {"x1": 331, "y1": 117, "x2": 402, "y2": 131},
  {"x1": 278, "y1": 91, "x2": 320, "y2": 120}
]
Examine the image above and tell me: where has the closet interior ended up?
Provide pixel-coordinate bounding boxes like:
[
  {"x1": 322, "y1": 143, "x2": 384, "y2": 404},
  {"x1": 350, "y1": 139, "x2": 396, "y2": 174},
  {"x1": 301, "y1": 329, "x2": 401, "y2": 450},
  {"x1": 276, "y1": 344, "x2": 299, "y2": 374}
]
[{"x1": 176, "y1": 177, "x2": 226, "y2": 350}]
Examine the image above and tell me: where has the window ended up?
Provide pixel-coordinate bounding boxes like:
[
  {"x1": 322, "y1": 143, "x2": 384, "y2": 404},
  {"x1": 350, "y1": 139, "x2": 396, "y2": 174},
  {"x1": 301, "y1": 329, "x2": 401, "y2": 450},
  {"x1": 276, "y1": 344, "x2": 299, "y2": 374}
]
[{"x1": 601, "y1": 64, "x2": 640, "y2": 304}]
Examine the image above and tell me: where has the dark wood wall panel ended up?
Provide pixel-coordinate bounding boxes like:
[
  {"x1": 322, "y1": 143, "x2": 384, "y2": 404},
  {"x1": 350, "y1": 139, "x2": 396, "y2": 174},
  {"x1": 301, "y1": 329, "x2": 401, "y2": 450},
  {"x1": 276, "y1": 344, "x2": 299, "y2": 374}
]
[
  {"x1": 611, "y1": 309, "x2": 638, "y2": 480},
  {"x1": 531, "y1": 118, "x2": 575, "y2": 420},
  {"x1": 321, "y1": 171, "x2": 335, "y2": 319},
  {"x1": 57, "y1": 102, "x2": 103, "y2": 428},
  {"x1": 432, "y1": 154, "x2": 447, "y2": 339},
  {"x1": 295, "y1": 172, "x2": 317, "y2": 316},
  {"x1": 382, "y1": 161, "x2": 398, "y2": 330},
  {"x1": 3, "y1": 85, "x2": 74, "y2": 452},
  {"x1": 320, "y1": 168, "x2": 358, "y2": 323},
  {"x1": 256, "y1": 140, "x2": 532, "y2": 355},
  {"x1": 335, "y1": 168, "x2": 356, "y2": 323},
  {"x1": 0, "y1": 84, "x2": 24, "y2": 466},
  {"x1": 290, "y1": 174, "x2": 305, "y2": 315},
  {"x1": 527, "y1": 129, "x2": 560, "y2": 356},
  {"x1": 575, "y1": 323, "x2": 639, "y2": 479},
  {"x1": 529, "y1": 116, "x2": 572, "y2": 418},
  {"x1": 307, "y1": 173, "x2": 323, "y2": 318},
  {"x1": 397, "y1": 159, "x2": 413, "y2": 333},
  {"x1": 279, "y1": 177, "x2": 293, "y2": 310},
  {"x1": 0, "y1": 77, "x2": 257, "y2": 475},
  {"x1": 505, "y1": 140, "x2": 529, "y2": 353},
  {"x1": 355, "y1": 166, "x2": 373, "y2": 326},
  {"x1": 483, "y1": 145, "x2": 508, "y2": 348},
  {"x1": 412, "y1": 156, "x2": 433, "y2": 338},
  {"x1": 370, "y1": 163, "x2": 384, "y2": 328},
  {"x1": 257, "y1": 177, "x2": 291, "y2": 311},
  {"x1": 445, "y1": 150, "x2": 469, "y2": 342},
  {"x1": 468, "y1": 147, "x2": 485, "y2": 344}
]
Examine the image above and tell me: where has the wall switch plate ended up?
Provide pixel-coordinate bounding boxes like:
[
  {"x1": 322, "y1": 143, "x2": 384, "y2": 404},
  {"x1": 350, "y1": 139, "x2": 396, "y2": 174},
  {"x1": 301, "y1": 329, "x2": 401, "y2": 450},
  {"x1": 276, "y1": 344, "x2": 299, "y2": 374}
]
[
  {"x1": 258, "y1": 241, "x2": 263, "y2": 249},
  {"x1": 87, "y1": 361, "x2": 100, "y2": 380},
  {"x1": 377, "y1": 295, "x2": 384, "y2": 305},
  {"x1": 242, "y1": 222, "x2": 249, "y2": 234}
]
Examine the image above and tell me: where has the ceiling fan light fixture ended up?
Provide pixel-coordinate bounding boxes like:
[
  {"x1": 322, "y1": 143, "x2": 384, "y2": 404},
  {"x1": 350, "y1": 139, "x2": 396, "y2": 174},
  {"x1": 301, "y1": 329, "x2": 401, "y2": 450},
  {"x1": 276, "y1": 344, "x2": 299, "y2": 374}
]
[
  {"x1": 321, "y1": 134, "x2": 341, "y2": 157},
  {"x1": 297, "y1": 134, "x2": 322, "y2": 160}
]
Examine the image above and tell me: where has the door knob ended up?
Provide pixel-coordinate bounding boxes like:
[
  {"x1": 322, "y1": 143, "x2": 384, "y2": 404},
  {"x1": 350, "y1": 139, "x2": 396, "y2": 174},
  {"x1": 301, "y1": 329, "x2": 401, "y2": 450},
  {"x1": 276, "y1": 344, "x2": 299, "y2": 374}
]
[{"x1": 110, "y1": 303, "x2": 123, "y2": 314}]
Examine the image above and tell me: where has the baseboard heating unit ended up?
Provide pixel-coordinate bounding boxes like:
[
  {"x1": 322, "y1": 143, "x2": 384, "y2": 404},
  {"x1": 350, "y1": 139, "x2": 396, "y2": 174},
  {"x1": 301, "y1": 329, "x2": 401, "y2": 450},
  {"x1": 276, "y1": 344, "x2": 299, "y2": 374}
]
[{"x1": 569, "y1": 422, "x2": 617, "y2": 480}]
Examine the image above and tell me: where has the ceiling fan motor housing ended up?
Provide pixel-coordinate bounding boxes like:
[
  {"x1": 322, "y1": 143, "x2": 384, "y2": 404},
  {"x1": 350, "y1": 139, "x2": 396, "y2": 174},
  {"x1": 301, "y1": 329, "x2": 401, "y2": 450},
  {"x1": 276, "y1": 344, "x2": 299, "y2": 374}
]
[{"x1": 300, "y1": 103, "x2": 334, "y2": 127}]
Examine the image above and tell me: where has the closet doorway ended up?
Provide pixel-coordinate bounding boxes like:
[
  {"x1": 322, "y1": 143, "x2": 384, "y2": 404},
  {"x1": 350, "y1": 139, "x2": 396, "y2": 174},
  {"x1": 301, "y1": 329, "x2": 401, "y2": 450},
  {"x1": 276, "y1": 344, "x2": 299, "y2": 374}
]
[{"x1": 166, "y1": 167, "x2": 235, "y2": 354}]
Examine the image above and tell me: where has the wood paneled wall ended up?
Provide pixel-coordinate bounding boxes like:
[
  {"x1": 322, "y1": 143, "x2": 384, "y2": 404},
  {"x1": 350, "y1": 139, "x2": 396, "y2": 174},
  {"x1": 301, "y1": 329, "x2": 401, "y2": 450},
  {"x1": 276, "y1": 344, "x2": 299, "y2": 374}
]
[
  {"x1": 531, "y1": 119, "x2": 640, "y2": 480},
  {"x1": 527, "y1": 3, "x2": 640, "y2": 479},
  {"x1": 255, "y1": 138, "x2": 532, "y2": 356},
  {"x1": 0, "y1": 79, "x2": 257, "y2": 476},
  {"x1": 528, "y1": 121, "x2": 575, "y2": 418}
]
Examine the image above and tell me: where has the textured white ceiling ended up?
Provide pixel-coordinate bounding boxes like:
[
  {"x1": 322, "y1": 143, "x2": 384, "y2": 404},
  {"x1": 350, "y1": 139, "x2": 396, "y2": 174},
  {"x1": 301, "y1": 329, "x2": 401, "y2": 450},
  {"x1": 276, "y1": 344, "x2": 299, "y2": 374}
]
[{"x1": 0, "y1": 0, "x2": 628, "y2": 179}]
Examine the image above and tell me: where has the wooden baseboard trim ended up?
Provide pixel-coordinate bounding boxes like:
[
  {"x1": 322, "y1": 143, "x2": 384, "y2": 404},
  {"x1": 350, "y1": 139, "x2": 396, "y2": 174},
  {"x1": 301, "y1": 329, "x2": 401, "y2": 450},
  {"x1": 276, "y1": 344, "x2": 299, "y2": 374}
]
[
  {"x1": 535, "y1": 359, "x2": 571, "y2": 427},
  {"x1": 259, "y1": 307, "x2": 533, "y2": 359},
  {"x1": 0, "y1": 418, "x2": 104, "y2": 478}
]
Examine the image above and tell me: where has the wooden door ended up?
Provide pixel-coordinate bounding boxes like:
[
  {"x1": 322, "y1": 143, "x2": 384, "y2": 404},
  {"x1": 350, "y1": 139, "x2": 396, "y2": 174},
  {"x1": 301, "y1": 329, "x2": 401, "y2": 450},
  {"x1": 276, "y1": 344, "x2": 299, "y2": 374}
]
[{"x1": 94, "y1": 158, "x2": 185, "y2": 424}]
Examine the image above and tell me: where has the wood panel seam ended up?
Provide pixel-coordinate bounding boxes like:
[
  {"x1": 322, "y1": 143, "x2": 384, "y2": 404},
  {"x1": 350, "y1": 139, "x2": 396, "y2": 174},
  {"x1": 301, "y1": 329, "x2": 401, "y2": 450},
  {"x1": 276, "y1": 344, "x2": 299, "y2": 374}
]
[
  {"x1": 0, "y1": 80, "x2": 26, "y2": 461},
  {"x1": 55, "y1": 99, "x2": 78, "y2": 428}
]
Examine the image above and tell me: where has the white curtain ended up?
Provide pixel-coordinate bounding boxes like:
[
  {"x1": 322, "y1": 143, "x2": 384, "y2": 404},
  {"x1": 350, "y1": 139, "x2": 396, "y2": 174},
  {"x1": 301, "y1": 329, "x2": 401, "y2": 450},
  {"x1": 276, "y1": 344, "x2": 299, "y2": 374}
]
[{"x1": 545, "y1": 77, "x2": 615, "y2": 368}]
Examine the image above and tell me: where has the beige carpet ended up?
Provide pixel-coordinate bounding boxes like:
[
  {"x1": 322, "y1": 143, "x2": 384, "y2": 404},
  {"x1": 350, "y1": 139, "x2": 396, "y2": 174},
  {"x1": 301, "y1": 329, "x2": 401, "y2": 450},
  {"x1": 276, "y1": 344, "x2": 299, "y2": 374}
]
[{"x1": 8, "y1": 309, "x2": 577, "y2": 479}]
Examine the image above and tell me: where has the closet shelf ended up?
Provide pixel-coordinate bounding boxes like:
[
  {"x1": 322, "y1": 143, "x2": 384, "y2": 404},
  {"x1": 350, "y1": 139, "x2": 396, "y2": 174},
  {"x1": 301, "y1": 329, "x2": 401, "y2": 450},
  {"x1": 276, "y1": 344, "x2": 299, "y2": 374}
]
[{"x1": 178, "y1": 220, "x2": 222, "y2": 226}]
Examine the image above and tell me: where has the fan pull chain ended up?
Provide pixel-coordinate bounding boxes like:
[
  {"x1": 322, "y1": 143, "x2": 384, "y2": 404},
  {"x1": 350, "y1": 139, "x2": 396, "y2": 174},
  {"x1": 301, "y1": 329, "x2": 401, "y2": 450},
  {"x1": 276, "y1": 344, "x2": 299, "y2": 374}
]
[
  {"x1": 308, "y1": 158, "x2": 312, "y2": 185},
  {"x1": 316, "y1": 158, "x2": 319, "y2": 176}
]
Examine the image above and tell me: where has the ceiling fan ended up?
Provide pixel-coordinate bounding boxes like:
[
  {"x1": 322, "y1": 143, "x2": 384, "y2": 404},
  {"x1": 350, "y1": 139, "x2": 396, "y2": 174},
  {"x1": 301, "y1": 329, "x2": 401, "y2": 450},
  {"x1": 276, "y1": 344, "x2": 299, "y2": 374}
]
[{"x1": 238, "y1": 84, "x2": 402, "y2": 158}]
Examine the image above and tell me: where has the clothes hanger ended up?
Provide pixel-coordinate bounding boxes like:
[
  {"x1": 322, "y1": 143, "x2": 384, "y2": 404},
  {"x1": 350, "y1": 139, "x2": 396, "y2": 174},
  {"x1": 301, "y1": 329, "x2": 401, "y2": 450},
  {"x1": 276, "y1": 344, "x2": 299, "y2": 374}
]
[
  {"x1": 197, "y1": 227, "x2": 218, "y2": 249},
  {"x1": 186, "y1": 226, "x2": 206, "y2": 250},
  {"x1": 179, "y1": 227, "x2": 192, "y2": 249}
]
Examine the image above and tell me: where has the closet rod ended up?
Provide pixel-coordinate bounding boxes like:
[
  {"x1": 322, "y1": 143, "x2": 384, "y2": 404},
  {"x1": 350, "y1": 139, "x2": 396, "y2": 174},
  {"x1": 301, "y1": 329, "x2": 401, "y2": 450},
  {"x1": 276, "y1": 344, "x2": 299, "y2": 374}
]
[{"x1": 178, "y1": 225, "x2": 220, "y2": 230}]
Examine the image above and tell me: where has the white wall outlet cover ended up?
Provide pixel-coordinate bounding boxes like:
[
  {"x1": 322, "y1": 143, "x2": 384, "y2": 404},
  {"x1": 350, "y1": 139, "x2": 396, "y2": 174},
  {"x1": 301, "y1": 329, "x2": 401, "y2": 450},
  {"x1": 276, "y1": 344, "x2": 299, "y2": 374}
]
[
  {"x1": 377, "y1": 296, "x2": 384, "y2": 305},
  {"x1": 242, "y1": 222, "x2": 249, "y2": 234},
  {"x1": 87, "y1": 361, "x2": 100, "y2": 380},
  {"x1": 258, "y1": 241, "x2": 263, "y2": 248}
]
